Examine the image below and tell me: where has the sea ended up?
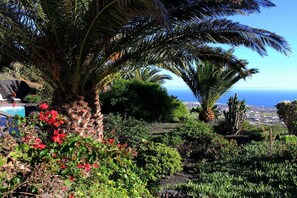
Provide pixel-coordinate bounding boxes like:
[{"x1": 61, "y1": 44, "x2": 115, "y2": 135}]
[{"x1": 167, "y1": 89, "x2": 297, "y2": 108}]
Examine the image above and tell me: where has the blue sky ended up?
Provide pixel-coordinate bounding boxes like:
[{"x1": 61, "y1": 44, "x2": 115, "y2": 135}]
[{"x1": 164, "y1": 0, "x2": 297, "y2": 91}]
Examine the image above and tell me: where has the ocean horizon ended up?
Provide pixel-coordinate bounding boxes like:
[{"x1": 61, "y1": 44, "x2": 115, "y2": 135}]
[{"x1": 167, "y1": 88, "x2": 297, "y2": 108}]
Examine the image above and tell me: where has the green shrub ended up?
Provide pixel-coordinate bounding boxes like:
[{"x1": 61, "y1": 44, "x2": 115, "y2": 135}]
[
  {"x1": 170, "y1": 98, "x2": 190, "y2": 122},
  {"x1": 169, "y1": 140, "x2": 297, "y2": 197},
  {"x1": 103, "y1": 113, "x2": 152, "y2": 149},
  {"x1": 23, "y1": 94, "x2": 42, "y2": 103},
  {"x1": 136, "y1": 142, "x2": 183, "y2": 182},
  {"x1": 279, "y1": 135, "x2": 297, "y2": 143},
  {"x1": 231, "y1": 123, "x2": 288, "y2": 142},
  {"x1": 100, "y1": 80, "x2": 189, "y2": 122},
  {"x1": 160, "y1": 121, "x2": 238, "y2": 160}
]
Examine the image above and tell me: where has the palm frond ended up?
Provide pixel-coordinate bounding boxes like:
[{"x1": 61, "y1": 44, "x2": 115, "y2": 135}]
[
  {"x1": 0, "y1": 0, "x2": 289, "y2": 97},
  {"x1": 122, "y1": 66, "x2": 172, "y2": 84}
]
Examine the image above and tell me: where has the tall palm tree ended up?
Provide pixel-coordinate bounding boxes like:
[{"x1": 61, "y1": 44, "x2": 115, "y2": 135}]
[
  {"x1": 0, "y1": 0, "x2": 169, "y2": 139},
  {"x1": 168, "y1": 59, "x2": 258, "y2": 122},
  {"x1": 0, "y1": 0, "x2": 290, "y2": 139},
  {"x1": 123, "y1": 66, "x2": 172, "y2": 84}
]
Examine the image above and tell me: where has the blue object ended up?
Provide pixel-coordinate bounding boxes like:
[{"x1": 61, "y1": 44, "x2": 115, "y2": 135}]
[
  {"x1": 0, "y1": 116, "x2": 20, "y2": 136},
  {"x1": 0, "y1": 105, "x2": 25, "y2": 117},
  {"x1": 0, "y1": 117, "x2": 6, "y2": 128}
]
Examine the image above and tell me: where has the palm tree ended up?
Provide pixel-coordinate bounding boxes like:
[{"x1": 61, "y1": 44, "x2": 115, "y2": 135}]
[
  {"x1": 0, "y1": 0, "x2": 290, "y2": 139},
  {"x1": 123, "y1": 66, "x2": 172, "y2": 84},
  {"x1": 168, "y1": 59, "x2": 258, "y2": 122},
  {"x1": 0, "y1": 0, "x2": 169, "y2": 139}
]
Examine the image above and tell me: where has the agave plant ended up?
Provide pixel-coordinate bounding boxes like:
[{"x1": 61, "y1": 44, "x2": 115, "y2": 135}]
[
  {"x1": 168, "y1": 59, "x2": 258, "y2": 122},
  {"x1": 0, "y1": 0, "x2": 290, "y2": 139}
]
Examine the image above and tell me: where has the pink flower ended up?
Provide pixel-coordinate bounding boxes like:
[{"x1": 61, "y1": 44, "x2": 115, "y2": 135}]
[
  {"x1": 61, "y1": 187, "x2": 67, "y2": 191},
  {"x1": 39, "y1": 103, "x2": 48, "y2": 110},
  {"x1": 77, "y1": 164, "x2": 84, "y2": 169},
  {"x1": 35, "y1": 138, "x2": 42, "y2": 143},
  {"x1": 92, "y1": 163, "x2": 99, "y2": 168},
  {"x1": 76, "y1": 163, "x2": 92, "y2": 172},
  {"x1": 84, "y1": 163, "x2": 92, "y2": 172}
]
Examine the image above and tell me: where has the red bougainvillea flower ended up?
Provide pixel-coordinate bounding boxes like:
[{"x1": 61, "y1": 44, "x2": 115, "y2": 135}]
[
  {"x1": 33, "y1": 143, "x2": 46, "y2": 150},
  {"x1": 92, "y1": 163, "x2": 99, "y2": 168},
  {"x1": 76, "y1": 163, "x2": 93, "y2": 172},
  {"x1": 53, "y1": 120, "x2": 64, "y2": 127},
  {"x1": 69, "y1": 194, "x2": 75, "y2": 198},
  {"x1": 51, "y1": 130, "x2": 66, "y2": 144},
  {"x1": 21, "y1": 135, "x2": 31, "y2": 143},
  {"x1": 108, "y1": 138, "x2": 115, "y2": 145},
  {"x1": 39, "y1": 108, "x2": 64, "y2": 127},
  {"x1": 77, "y1": 164, "x2": 84, "y2": 169},
  {"x1": 39, "y1": 112, "x2": 45, "y2": 120},
  {"x1": 39, "y1": 103, "x2": 49, "y2": 110},
  {"x1": 69, "y1": 176, "x2": 74, "y2": 181},
  {"x1": 33, "y1": 138, "x2": 46, "y2": 150},
  {"x1": 60, "y1": 164, "x2": 66, "y2": 170},
  {"x1": 84, "y1": 163, "x2": 92, "y2": 172},
  {"x1": 50, "y1": 110, "x2": 58, "y2": 118},
  {"x1": 61, "y1": 187, "x2": 67, "y2": 191}
]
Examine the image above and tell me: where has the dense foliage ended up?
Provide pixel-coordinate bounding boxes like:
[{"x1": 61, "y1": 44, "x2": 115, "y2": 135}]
[
  {"x1": 160, "y1": 121, "x2": 238, "y2": 160},
  {"x1": 1, "y1": 103, "x2": 297, "y2": 197},
  {"x1": 136, "y1": 142, "x2": 183, "y2": 182},
  {"x1": 0, "y1": 106, "x2": 152, "y2": 197},
  {"x1": 100, "y1": 80, "x2": 189, "y2": 122},
  {"x1": 103, "y1": 113, "x2": 152, "y2": 149},
  {"x1": 0, "y1": 0, "x2": 290, "y2": 138},
  {"x1": 170, "y1": 140, "x2": 297, "y2": 197}
]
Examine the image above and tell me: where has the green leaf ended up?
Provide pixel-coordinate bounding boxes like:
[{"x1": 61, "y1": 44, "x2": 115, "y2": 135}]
[
  {"x1": 19, "y1": 143, "x2": 30, "y2": 152},
  {"x1": 39, "y1": 149, "x2": 49, "y2": 157},
  {"x1": 0, "y1": 156, "x2": 7, "y2": 167},
  {"x1": 0, "y1": 186, "x2": 8, "y2": 192},
  {"x1": 64, "y1": 179, "x2": 72, "y2": 188}
]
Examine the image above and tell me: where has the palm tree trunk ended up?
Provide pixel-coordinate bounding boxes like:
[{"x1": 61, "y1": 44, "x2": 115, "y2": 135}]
[
  {"x1": 52, "y1": 89, "x2": 103, "y2": 140},
  {"x1": 199, "y1": 108, "x2": 215, "y2": 123}
]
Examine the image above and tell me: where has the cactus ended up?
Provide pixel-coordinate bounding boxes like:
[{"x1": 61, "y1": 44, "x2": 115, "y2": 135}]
[
  {"x1": 275, "y1": 100, "x2": 297, "y2": 135},
  {"x1": 223, "y1": 94, "x2": 246, "y2": 134}
]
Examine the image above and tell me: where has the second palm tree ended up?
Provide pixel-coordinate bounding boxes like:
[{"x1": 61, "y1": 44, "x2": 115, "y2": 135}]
[{"x1": 171, "y1": 60, "x2": 258, "y2": 122}]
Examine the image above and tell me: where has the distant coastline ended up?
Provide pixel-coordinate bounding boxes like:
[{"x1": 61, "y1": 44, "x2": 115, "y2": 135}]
[
  {"x1": 184, "y1": 102, "x2": 282, "y2": 126},
  {"x1": 167, "y1": 88, "x2": 297, "y2": 108}
]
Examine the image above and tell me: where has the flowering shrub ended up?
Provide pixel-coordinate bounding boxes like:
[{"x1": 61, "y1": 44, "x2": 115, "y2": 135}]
[
  {"x1": 275, "y1": 100, "x2": 297, "y2": 135},
  {"x1": 0, "y1": 104, "x2": 151, "y2": 197}
]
